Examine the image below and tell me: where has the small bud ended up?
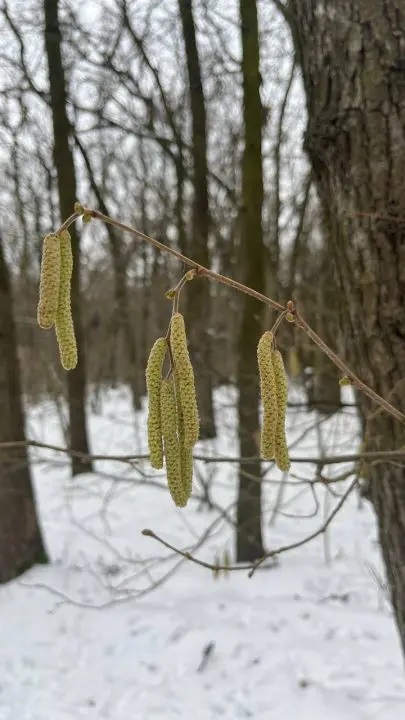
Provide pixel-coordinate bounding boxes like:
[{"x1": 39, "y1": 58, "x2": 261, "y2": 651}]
[
  {"x1": 339, "y1": 376, "x2": 352, "y2": 386},
  {"x1": 74, "y1": 202, "x2": 84, "y2": 215},
  {"x1": 223, "y1": 550, "x2": 231, "y2": 577},
  {"x1": 165, "y1": 288, "x2": 176, "y2": 299},
  {"x1": 185, "y1": 269, "x2": 197, "y2": 281},
  {"x1": 82, "y1": 211, "x2": 92, "y2": 223},
  {"x1": 212, "y1": 559, "x2": 220, "y2": 580},
  {"x1": 286, "y1": 312, "x2": 295, "y2": 323}
]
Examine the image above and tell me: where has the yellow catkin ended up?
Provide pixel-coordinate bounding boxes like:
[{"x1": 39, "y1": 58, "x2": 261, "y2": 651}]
[
  {"x1": 180, "y1": 444, "x2": 193, "y2": 502},
  {"x1": 174, "y1": 374, "x2": 193, "y2": 502},
  {"x1": 37, "y1": 234, "x2": 61, "y2": 329},
  {"x1": 257, "y1": 331, "x2": 278, "y2": 459},
  {"x1": 160, "y1": 379, "x2": 188, "y2": 507},
  {"x1": 272, "y1": 349, "x2": 290, "y2": 472},
  {"x1": 55, "y1": 230, "x2": 78, "y2": 370},
  {"x1": 170, "y1": 312, "x2": 199, "y2": 446},
  {"x1": 145, "y1": 337, "x2": 167, "y2": 469}
]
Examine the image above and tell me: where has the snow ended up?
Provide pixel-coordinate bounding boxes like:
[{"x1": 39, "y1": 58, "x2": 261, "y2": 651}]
[{"x1": 1, "y1": 386, "x2": 404, "y2": 719}]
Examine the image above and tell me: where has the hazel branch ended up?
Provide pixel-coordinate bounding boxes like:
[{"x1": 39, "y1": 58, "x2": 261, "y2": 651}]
[{"x1": 59, "y1": 204, "x2": 405, "y2": 426}]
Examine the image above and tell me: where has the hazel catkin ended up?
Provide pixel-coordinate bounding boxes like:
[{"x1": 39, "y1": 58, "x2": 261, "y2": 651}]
[
  {"x1": 37, "y1": 234, "x2": 61, "y2": 329},
  {"x1": 272, "y1": 349, "x2": 290, "y2": 472},
  {"x1": 55, "y1": 230, "x2": 78, "y2": 371},
  {"x1": 174, "y1": 373, "x2": 193, "y2": 502},
  {"x1": 160, "y1": 379, "x2": 188, "y2": 508},
  {"x1": 145, "y1": 337, "x2": 167, "y2": 469},
  {"x1": 257, "y1": 331, "x2": 277, "y2": 459},
  {"x1": 170, "y1": 313, "x2": 199, "y2": 446}
]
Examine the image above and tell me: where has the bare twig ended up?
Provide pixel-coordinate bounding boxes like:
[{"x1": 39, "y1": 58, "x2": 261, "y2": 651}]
[
  {"x1": 0, "y1": 438, "x2": 404, "y2": 467},
  {"x1": 248, "y1": 478, "x2": 357, "y2": 576}
]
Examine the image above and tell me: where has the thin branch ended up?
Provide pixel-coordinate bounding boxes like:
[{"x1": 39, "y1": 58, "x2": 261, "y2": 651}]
[
  {"x1": 248, "y1": 477, "x2": 357, "y2": 576},
  {"x1": 273, "y1": 55, "x2": 296, "y2": 269},
  {"x1": 141, "y1": 528, "x2": 274, "y2": 573},
  {"x1": 51, "y1": 206, "x2": 405, "y2": 425},
  {"x1": 78, "y1": 207, "x2": 285, "y2": 312},
  {"x1": 0, "y1": 438, "x2": 404, "y2": 466},
  {"x1": 142, "y1": 477, "x2": 357, "y2": 576},
  {"x1": 295, "y1": 312, "x2": 405, "y2": 424}
]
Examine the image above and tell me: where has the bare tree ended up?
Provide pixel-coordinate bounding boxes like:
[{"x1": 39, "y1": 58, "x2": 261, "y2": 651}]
[
  {"x1": 178, "y1": 0, "x2": 216, "y2": 438},
  {"x1": 44, "y1": 0, "x2": 92, "y2": 475},
  {"x1": 235, "y1": 0, "x2": 265, "y2": 561},
  {"x1": 0, "y1": 236, "x2": 47, "y2": 582}
]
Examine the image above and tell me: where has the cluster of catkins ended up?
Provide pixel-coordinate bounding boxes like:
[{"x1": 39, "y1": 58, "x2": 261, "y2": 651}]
[
  {"x1": 37, "y1": 230, "x2": 77, "y2": 370},
  {"x1": 257, "y1": 331, "x2": 290, "y2": 471},
  {"x1": 146, "y1": 312, "x2": 199, "y2": 507}
]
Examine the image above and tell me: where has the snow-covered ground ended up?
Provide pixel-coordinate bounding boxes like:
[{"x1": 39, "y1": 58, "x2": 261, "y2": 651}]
[{"x1": 1, "y1": 386, "x2": 404, "y2": 719}]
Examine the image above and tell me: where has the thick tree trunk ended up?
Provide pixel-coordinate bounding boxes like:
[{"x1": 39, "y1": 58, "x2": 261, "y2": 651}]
[
  {"x1": 44, "y1": 0, "x2": 92, "y2": 475},
  {"x1": 178, "y1": 0, "x2": 216, "y2": 438},
  {"x1": 287, "y1": 0, "x2": 405, "y2": 653},
  {"x1": 0, "y1": 238, "x2": 47, "y2": 582},
  {"x1": 306, "y1": 258, "x2": 341, "y2": 415},
  {"x1": 235, "y1": 0, "x2": 265, "y2": 562}
]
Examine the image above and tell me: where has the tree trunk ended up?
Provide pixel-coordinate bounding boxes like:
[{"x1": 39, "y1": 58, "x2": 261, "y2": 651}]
[
  {"x1": 44, "y1": 0, "x2": 92, "y2": 475},
  {"x1": 74, "y1": 136, "x2": 142, "y2": 410},
  {"x1": 235, "y1": 0, "x2": 265, "y2": 562},
  {"x1": 287, "y1": 0, "x2": 405, "y2": 653},
  {"x1": 178, "y1": 0, "x2": 216, "y2": 438},
  {"x1": 0, "y1": 237, "x2": 47, "y2": 582}
]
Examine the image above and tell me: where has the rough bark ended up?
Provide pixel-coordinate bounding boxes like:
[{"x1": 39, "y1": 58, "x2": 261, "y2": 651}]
[
  {"x1": 0, "y1": 237, "x2": 47, "y2": 582},
  {"x1": 287, "y1": 0, "x2": 405, "y2": 653},
  {"x1": 235, "y1": 0, "x2": 265, "y2": 562},
  {"x1": 178, "y1": 0, "x2": 216, "y2": 438},
  {"x1": 44, "y1": 0, "x2": 92, "y2": 475}
]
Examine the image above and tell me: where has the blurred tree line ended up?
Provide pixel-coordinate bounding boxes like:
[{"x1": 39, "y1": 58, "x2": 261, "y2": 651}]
[
  {"x1": 2, "y1": 0, "x2": 404, "y2": 659},
  {"x1": 1, "y1": 0, "x2": 333, "y2": 576}
]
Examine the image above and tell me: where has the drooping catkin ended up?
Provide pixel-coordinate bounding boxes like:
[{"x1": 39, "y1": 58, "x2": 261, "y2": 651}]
[
  {"x1": 37, "y1": 234, "x2": 61, "y2": 329},
  {"x1": 174, "y1": 374, "x2": 193, "y2": 502},
  {"x1": 257, "y1": 331, "x2": 278, "y2": 459},
  {"x1": 160, "y1": 379, "x2": 188, "y2": 508},
  {"x1": 145, "y1": 337, "x2": 167, "y2": 469},
  {"x1": 170, "y1": 312, "x2": 199, "y2": 446},
  {"x1": 180, "y1": 444, "x2": 193, "y2": 501},
  {"x1": 272, "y1": 349, "x2": 290, "y2": 472},
  {"x1": 55, "y1": 230, "x2": 78, "y2": 370}
]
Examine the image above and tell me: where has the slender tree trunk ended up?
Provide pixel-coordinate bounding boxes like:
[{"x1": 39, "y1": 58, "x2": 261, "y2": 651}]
[
  {"x1": 235, "y1": 0, "x2": 265, "y2": 562},
  {"x1": 74, "y1": 137, "x2": 142, "y2": 410},
  {"x1": 178, "y1": 0, "x2": 216, "y2": 438},
  {"x1": 0, "y1": 237, "x2": 47, "y2": 582},
  {"x1": 44, "y1": 0, "x2": 92, "y2": 475},
  {"x1": 287, "y1": 0, "x2": 405, "y2": 654}
]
